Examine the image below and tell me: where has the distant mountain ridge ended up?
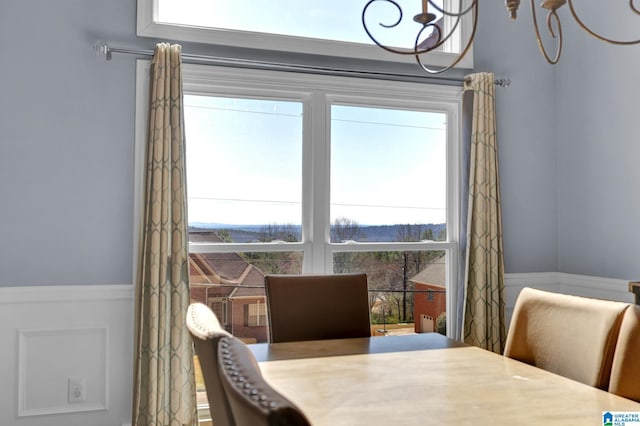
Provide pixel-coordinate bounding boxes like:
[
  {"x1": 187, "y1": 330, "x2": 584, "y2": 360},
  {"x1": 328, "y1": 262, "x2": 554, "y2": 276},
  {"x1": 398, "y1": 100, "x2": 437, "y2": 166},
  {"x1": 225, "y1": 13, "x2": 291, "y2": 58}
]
[{"x1": 189, "y1": 222, "x2": 446, "y2": 243}]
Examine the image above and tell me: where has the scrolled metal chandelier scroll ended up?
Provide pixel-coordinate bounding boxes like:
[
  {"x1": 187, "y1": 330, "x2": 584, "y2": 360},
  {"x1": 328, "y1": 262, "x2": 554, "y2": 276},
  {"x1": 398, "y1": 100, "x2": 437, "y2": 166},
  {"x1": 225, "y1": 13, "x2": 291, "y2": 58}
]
[{"x1": 362, "y1": 0, "x2": 640, "y2": 74}]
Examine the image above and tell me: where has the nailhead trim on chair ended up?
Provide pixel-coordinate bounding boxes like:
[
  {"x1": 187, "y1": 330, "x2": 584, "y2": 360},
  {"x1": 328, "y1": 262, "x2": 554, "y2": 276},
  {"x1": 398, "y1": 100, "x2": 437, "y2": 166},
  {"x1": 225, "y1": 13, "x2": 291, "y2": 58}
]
[
  {"x1": 219, "y1": 337, "x2": 279, "y2": 409},
  {"x1": 188, "y1": 303, "x2": 218, "y2": 339}
]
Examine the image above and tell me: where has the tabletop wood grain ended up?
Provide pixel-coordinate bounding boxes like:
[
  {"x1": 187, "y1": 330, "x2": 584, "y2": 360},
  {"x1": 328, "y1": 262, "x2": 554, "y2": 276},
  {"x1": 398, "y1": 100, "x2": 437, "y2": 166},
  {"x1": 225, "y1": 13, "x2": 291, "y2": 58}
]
[{"x1": 251, "y1": 334, "x2": 640, "y2": 425}]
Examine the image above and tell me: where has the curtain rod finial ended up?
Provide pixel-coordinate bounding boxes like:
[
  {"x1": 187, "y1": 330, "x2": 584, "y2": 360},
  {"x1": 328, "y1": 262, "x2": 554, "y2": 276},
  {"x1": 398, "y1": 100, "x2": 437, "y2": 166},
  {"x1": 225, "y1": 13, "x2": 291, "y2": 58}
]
[
  {"x1": 495, "y1": 78, "x2": 511, "y2": 88},
  {"x1": 93, "y1": 41, "x2": 112, "y2": 60}
]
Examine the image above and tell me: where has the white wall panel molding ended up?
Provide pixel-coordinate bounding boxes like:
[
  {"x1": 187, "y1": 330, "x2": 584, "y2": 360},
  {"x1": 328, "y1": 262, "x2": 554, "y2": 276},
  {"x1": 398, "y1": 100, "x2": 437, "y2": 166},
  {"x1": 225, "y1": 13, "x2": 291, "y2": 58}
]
[
  {"x1": 18, "y1": 327, "x2": 109, "y2": 417},
  {"x1": 0, "y1": 285, "x2": 134, "y2": 426},
  {"x1": 505, "y1": 272, "x2": 632, "y2": 302},
  {"x1": 0, "y1": 284, "x2": 134, "y2": 304},
  {"x1": 504, "y1": 272, "x2": 634, "y2": 327}
]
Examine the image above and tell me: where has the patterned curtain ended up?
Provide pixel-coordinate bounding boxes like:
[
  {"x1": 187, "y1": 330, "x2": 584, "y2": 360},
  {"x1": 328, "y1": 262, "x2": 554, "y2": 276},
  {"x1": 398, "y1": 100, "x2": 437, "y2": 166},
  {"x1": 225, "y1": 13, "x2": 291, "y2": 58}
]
[
  {"x1": 132, "y1": 43, "x2": 197, "y2": 426},
  {"x1": 462, "y1": 72, "x2": 506, "y2": 353}
]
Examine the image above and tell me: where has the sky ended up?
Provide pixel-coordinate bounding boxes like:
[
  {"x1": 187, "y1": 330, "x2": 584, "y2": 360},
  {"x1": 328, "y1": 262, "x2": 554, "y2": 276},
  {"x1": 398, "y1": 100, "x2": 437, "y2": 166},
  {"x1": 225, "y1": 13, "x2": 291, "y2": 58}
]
[
  {"x1": 184, "y1": 95, "x2": 447, "y2": 227},
  {"x1": 158, "y1": 0, "x2": 445, "y2": 50}
]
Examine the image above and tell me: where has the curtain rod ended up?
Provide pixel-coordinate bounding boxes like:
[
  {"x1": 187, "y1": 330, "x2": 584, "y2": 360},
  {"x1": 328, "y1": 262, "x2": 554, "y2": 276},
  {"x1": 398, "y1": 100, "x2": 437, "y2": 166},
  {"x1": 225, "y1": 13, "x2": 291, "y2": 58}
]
[{"x1": 94, "y1": 41, "x2": 510, "y2": 88}]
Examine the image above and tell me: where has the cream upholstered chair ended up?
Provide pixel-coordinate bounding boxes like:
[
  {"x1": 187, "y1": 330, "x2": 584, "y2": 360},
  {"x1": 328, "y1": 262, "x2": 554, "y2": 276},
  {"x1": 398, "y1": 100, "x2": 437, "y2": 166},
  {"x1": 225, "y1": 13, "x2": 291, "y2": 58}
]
[
  {"x1": 609, "y1": 304, "x2": 640, "y2": 402},
  {"x1": 264, "y1": 273, "x2": 371, "y2": 343},
  {"x1": 186, "y1": 303, "x2": 234, "y2": 426},
  {"x1": 504, "y1": 287, "x2": 629, "y2": 389},
  {"x1": 218, "y1": 335, "x2": 312, "y2": 426}
]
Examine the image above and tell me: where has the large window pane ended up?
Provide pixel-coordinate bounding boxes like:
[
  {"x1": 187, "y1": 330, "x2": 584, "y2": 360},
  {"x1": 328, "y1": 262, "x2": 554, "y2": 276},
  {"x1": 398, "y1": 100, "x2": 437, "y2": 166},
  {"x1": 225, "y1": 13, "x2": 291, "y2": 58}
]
[
  {"x1": 330, "y1": 105, "x2": 447, "y2": 242},
  {"x1": 184, "y1": 95, "x2": 303, "y2": 242},
  {"x1": 333, "y1": 250, "x2": 447, "y2": 335}
]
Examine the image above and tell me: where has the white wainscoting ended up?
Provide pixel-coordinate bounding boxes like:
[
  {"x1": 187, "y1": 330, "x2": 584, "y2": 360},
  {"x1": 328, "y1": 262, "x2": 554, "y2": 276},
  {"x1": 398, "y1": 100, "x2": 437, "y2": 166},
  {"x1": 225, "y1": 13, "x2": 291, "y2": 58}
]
[
  {"x1": 0, "y1": 285, "x2": 134, "y2": 426},
  {"x1": 0, "y1": 275, "x2": 634, "y2": 425},
  {"x1": 504, "y1": 272, "x2": 634, "y2": 327}
]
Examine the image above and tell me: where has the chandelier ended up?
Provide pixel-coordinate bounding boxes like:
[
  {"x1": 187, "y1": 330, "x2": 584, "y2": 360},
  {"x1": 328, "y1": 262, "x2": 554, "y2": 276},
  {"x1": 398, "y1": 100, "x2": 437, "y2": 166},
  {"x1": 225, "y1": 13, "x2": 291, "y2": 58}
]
[{"x1": 362, "y1": 0, "x2": 640, "y2": 74}]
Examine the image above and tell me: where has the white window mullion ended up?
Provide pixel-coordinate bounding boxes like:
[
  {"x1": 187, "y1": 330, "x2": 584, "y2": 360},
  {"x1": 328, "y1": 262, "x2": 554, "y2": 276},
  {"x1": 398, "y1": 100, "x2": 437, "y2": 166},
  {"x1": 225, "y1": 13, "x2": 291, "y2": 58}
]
[
  {"x1": 301, "y1": 92, "x2": 315, "y2": 273},
  {"x1": 307, "y1": 91, "x2": 330, "y2": 273}
]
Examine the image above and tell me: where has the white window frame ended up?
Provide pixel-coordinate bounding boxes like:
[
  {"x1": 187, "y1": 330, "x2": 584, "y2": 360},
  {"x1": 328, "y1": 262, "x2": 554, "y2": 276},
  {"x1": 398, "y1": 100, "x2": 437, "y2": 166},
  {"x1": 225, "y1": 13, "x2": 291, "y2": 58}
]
[
  {"x1": 136, "y1": 0, "x2": 474, "y2": 69},
  {"x1": 134, "y1": 61, "x2": 463, "y2": 338}
]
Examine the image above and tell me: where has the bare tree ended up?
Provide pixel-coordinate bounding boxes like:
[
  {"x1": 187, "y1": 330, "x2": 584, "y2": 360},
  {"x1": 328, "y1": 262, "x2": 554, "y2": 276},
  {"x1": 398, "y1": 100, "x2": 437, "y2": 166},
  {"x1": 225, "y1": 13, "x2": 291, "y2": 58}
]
[
  {"x1": 332, "y1": 217, "x2": 366, "y2": 273},
  {"x1": 259, "y1": 223, "x2": 299, "y2": 242},
  {"x1": 331, "y1": 217, "x2": 365, "y2": 242}
]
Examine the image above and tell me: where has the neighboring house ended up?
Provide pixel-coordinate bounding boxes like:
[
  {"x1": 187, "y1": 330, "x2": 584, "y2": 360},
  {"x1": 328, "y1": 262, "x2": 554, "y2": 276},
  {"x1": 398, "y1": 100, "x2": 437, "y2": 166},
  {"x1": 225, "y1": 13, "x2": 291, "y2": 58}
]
[
  {"x1": 189, "y1": 230, "x2": 268, "y2": 343},
  {"x1": 411, "y1": 256, "x2": 447, "y2": 333}
]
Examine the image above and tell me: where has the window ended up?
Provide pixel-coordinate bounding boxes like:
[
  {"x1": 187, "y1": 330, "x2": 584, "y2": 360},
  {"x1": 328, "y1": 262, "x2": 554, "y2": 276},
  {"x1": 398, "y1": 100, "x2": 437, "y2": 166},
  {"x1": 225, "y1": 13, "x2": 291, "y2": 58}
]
[
  {"x1": 246, "y1": 302, "x2": 267, "y2": 327},
  {"x1": 135, "y1": 62, "x2": 461, "y2": 424},
  {"x1": 176, "y1": 65, "x2": 460, "y2": 339},
  {"x1": 207, "y1": 297, "x2": 228, "y2": 326},
  {"x1": 137, "y1": 0, "x2": 474, "y2": 68},
  {"x1": 135, "y1": 63, "x2": 461, "y2": 337}
]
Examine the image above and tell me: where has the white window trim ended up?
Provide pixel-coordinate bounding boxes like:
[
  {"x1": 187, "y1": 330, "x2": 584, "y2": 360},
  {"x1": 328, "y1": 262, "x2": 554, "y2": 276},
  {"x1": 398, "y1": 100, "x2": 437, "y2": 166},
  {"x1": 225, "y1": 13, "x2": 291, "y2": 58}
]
[
  {"x1": 136, "y1": 0, "x2": 474, "y2": 69},
  {"x1": 133, "y1": 60, "x2": 463, "y2": 338}
]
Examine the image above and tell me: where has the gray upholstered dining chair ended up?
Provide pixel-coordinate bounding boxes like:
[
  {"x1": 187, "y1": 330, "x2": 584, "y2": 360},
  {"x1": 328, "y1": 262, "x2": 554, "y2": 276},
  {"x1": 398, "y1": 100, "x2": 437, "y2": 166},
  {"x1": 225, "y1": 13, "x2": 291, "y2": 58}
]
[
  {"x1": 503, "y1": 287, "x2": 629, "y2": 389},
  {"x1": 186, "y1": 302, "x2": 234, "y2": 426},
  {"x1": 608, "y1": 304, "x2": 640, "y2": 402},
  {"x1": 264, "y1": 273, "x2": 371, "y2": 343},
  {"x1": 218, "y1": 335, "x2": 312, "y2": 426}
]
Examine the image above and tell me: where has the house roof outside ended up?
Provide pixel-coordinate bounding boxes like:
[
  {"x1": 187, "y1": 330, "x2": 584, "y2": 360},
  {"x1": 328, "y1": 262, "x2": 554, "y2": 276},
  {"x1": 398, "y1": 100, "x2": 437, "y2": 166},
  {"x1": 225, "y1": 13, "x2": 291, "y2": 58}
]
[
  {"x1": 410, "y1": 255, "x2": 446, "y2": 288},
  {"x1": 189, "y1": 229, "x2": 266, "y2": 298}
]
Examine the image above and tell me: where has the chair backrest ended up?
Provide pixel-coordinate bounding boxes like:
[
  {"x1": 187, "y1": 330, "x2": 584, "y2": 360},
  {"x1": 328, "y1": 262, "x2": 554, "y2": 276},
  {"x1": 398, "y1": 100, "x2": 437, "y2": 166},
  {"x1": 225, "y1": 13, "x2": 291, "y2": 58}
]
[
  {"x1": 186, "y1": 303, "x2": 234, "y2": 426},
  {"x1": 218, "y1": 335, "x2": 312, "y2": 426},
  {"x1": 265, "y1": 273, "x2": 371, "y2": 343},
  {"x1": 609, "y1": 304, "x2": 640, "y2": 402},
  {"x1": 503, "y1": 287, "x2": 629, "y2": 389}
]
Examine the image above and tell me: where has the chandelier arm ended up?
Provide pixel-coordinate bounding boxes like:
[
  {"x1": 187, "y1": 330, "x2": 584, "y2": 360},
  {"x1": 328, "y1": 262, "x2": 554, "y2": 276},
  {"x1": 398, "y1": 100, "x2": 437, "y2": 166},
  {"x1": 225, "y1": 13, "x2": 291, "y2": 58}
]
[
  {"x1": 567, "y1": 0, "x2": 640, "y2": 45},
  {"x1": 362, "y1": 0, "x2": 421, "y2": 55},
  {"x1": 417, "y1": 2, "x2": 478, "y2": 74},
  {"x1": 362, "y1": 0, "x2": 463, "y2": 56},
  {"x1": 375, "y1": 0, "x2": 402, "y2": 29},
  {"x1": 530, "y1": 0, "x2": 562, "y2": 64},
  {"x1": 546, "y1": 10, "x2": 558, "y2": 38},
  {"x1": 427, "y1": 0, "x2": 477, "y2": 18}
]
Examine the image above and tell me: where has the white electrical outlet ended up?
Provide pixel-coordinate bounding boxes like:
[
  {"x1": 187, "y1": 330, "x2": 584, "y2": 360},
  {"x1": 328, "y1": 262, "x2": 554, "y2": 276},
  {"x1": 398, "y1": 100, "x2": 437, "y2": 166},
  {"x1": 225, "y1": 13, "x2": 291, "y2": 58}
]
[{"x1": 68, "y1": 377, "x2": 86, "y2": 403}]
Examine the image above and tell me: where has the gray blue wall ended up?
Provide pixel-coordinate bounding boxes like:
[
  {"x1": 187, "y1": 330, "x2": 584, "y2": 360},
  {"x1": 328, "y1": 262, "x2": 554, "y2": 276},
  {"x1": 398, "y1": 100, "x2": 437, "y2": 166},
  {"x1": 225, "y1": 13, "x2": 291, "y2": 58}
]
[
  {"x1": 0, "y1": 1, "x2": 637, "y2": 286},
  {"x1": 556, "y1": 3, "x2": 640, "y2": 279},
  {"x1": 474, "y1": 1, "x2": 559, "y2": 273},
  {"x1": 0, "y1": 1, "x2": 137, "y2": 285}
]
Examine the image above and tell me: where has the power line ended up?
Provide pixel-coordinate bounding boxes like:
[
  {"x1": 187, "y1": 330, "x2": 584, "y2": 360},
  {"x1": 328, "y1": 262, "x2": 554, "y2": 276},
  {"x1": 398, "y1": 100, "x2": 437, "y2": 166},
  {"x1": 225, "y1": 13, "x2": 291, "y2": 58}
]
[
  {"x1": 331, "y1": 117, "x2": 445, "y2": 131},
  {"x1": 189, "y1": 196, "x2": 445, "y2": 211},
  {"x1": 184, "y1": 103, "x2": 302, "y2": 118},
  {"x1": 184, "y1": 102, "x2": 446, "y2": 131}
]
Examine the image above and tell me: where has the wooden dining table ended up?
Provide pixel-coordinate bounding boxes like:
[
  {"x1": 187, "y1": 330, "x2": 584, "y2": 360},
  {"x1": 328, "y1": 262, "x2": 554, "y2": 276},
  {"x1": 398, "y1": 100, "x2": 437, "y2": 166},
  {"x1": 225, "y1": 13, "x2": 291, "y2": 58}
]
[{"x1": 249, "y1": 333, "x2": 640, "y2": 425}]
